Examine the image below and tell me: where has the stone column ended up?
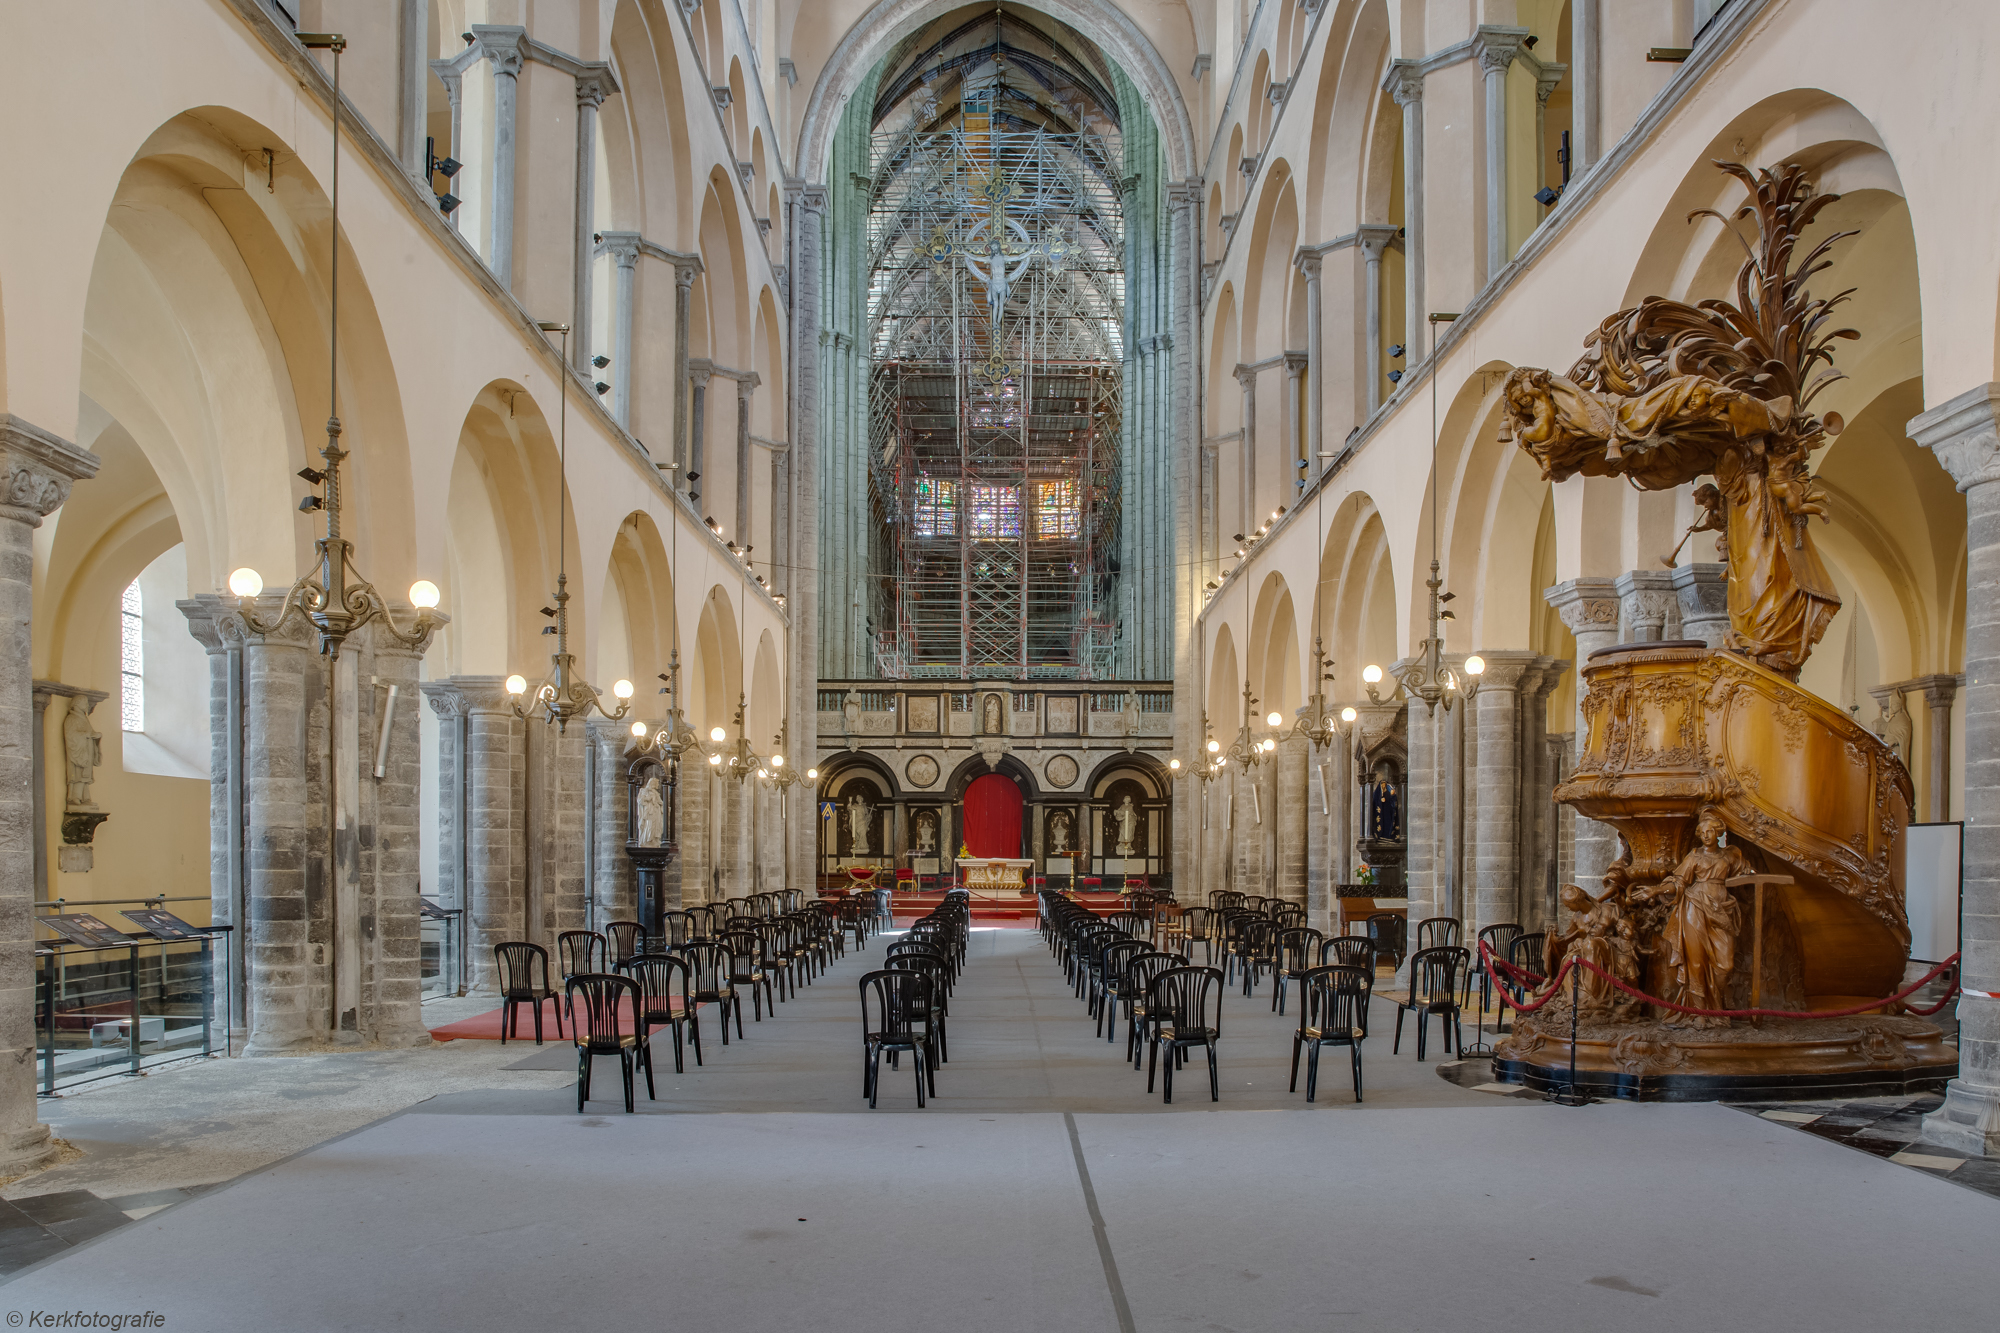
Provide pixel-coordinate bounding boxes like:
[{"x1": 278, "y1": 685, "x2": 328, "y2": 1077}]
[
  {"x1": 1468, "y1": 653, "x2": 1533, "y2": 934},
  {"x1": 587, "y1": 719, "x2": 635, "y2": 926},
  {"x1": 1545, "y1": 578, "x2": 1619, "y2": 887},
  {"x1": 471, "y1": 26, "x2": 526, "y2": 292},
  {"x1": 1671, "y1": 563, "x2": 1729, "y2": 648},
  {"x1": 397, "y1": 0, "x2": 430, "y2": 178},
  {"x1": 368, "y1": 629, "x2": 435, "y2": 1048},
  {"x1": 599, "y1": 233, "x2": 641, "y2": 428},
  {"x1": 1911, "y1": 674, "x2": 1959, "y2": 822},
  {"x1": 1392, "y1": 664, "x2": 1439, "y2": 923},
  {"x1": 1234, "y1": 364, "x2": 1259, "y2": 536},
  {"x1": 1383, "y1": 61, "x2": 1425, "y2": 362},
  {"x1": 787, "y1": 186, "x2": 826, "y2": 885},
  {"x1": 178, "y1": 598, "x2": 247, "y2": 1042},
  {"x1": 1305, "y1": 731, "x2": 1335, "y2": 932},
  {"x1": 736, "y1": 373, "x2": 759, "y2": 547},
  {"x1": 679, "y1": 765, "x2": 712, "y2": 906},
  {"x1": 673, "y1": 256, "x2": 702, "y2": 485},
  {"x1": 1571, "y1": 0, "x2": 1602, "y2": 174},
  {"x1": 1282, "y1": 354, "x2": 1307, "y2": 494},
  {"x1": 456, "y1": 676, "x2": 522, "y2": 993},
  {"x1": 1910, "y1": 384, "x2": 2000, "y2": 1154},
  {"x1": 238, "y1": 610, "x2": 317, "y2": 1053},
  {"x1": 421, "y1": 682, "x2": 469, "y2": 942},
  {"x1": 1357, "y1": 225, "x2": 1397, "y2": 414},
  {"x1": 572, "y1": 69, "x2": 615, "y2": 372},
  {"x1": 429, "y1": 55, "x2": 467, "y2": 233},
  {"x1": 1616, "y1": 569, "x2": 1677, "y2": 643},
  {"x1": 1294, "y1": 248, "x2": 1324, "y2": 470},
  {"x1": 0, "y1": 416, "x2": 97, "y2": 1173},
  {"x1": 689, "y1": 360, "x2": 712, "y2": 509},
  {"x1": 1473, "y1": 27, "x2": 1526, "y2": 284},
  {"x1": 1275, "y1": 732, "x2": 1309, "y2": 907}
]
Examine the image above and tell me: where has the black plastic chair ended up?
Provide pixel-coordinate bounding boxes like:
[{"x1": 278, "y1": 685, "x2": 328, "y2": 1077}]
[
  {"x1": 1414, "y1": 916, "x2": 1462, "y2": 952},
  {"x1": 680, "y1": 941, "x2": 742, "y2": 1045},
  {"x1": 1470, "y1": 923, "x2": 1524, "y2": 1010},
  {"x1": 1319, "y1": 934, "x2": 1378, "y2": 973},
  {"x1": 1291, "y1": 965, "x2": 1372, "y2": 1102},
  {"x1": 1365, "y1": 912, "x2": 1407, "y2": 969},
  {"x1": 1392, "y1": 946, "x2": 1469, "y2": 1061},
  {"x1": 1144, "y1": 966, "x2": 1224, "y2": 1103},
  {"x1": 556, "y1": 930, "x2": 606, "y2": 983},
  {"x1": 720, "y1": 929, "x2": 774, "y2": 1021},
  {"x1": 1228, "y1": 916, "x2": 1278, "y2": 998},
  {"x1": 626, "y1": 953, "x2": 700, "y2": 1071},
  {"x1": 1093, "y1": 939, "x2": 1149, "y2": 1036},
  {"x1": 658, "y1": 911, "x2": 696, "y2": 950},
  {"x1": 1272, "y1": 926, "x2": 1325, "y2": 1015},
  {"x1": 886, "y1": 953, "x2": 951, "y2": 1063},
  {"x1": 494, "y1": 941, "x2": 564, "y2": 1045},
  {"x1": 860, "y1": 969, "x2": 936, "y2": 1107},
  {"x1": 1497, "y1": 932, "x2": 1548, "y2": 1025},
  {"x1": 566, "y1": 972, "x2": 649, "y2": 1113},
  {"x1": 604, "y1": 920, "x2": 647, "y2": 969},
  {"x1": 1122, "y1": 951, "x2": 1182, "y2": 1067}
]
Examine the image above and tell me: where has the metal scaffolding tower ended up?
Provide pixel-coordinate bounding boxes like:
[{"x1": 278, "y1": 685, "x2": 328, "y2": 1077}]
[{"x1": 864, "y1": 60, "x2": 1125, "y2": 680}]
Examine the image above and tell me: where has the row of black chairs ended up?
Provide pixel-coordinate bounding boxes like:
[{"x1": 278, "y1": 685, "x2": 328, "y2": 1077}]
[{"x1": 858, "y1": 897, "x2": 969, "y2": 1107}]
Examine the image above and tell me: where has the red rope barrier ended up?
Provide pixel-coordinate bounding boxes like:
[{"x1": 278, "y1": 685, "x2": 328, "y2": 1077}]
[{"x1": 1479, "y1": 941, "x2": 1961, "y2": 1021}]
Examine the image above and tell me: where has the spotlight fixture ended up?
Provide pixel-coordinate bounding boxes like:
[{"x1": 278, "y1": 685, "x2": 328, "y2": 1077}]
[
  {"x1": 593, "y1": 381, "x2": 610, "y2": 395},
  {"x1": 297, "y1": 466, "x2": 327, "y2": 485},
  {"x1": 1387, "y1": 344, "x2": 1405, "y2": 359},
  {"x1": 1387, "y1": 370, "x2": 1403, "y2": 383},
  {"x1": 437, "y1": 192, "x2": 461, "y2": 215},
  {"x1": 1523, "y1": 33, "x2": 1539, "y2": 49},
  {"x1": 686, "y1": 471, "x2": 701, "y2": 483},
  {"x1": 297, "y1": 495, "x2": 323, "y2": 513},
  {"x1": 591, "y1": 355, "x2": 610, "y2": 369},
  {"x1": 1534, "y1": 185, "x2": 1559, "y2": 207}
]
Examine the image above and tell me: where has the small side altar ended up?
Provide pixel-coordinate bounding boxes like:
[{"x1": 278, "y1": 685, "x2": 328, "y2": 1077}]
[{"x1": 960, "y1": 858, "x2": 1033, "y2": 895}]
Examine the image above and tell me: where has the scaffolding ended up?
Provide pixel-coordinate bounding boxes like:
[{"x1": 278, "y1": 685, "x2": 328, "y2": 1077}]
[{"x1": 865, "y1": 63, "x2": 1125, "y2": 680}]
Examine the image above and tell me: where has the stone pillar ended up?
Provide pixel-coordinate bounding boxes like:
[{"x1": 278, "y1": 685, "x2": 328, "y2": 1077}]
[
  {"x1": 1912, "y1": 675, "x2": 1959, "y2": 822},
  {"x1": 736, "y1": 373, "x2": 759, "y2": 547},
  {"x1": 787, "y1": 186, "x2": 826, "y2": 885},
  {"x1": 429, "y1": 54, "x2": 467, "y2": 233},
  {"x1": 1615, "y1": 568, "x2": 1676, "y2": 643},
  {"x1": 673, "y1": 256, "x2": 702, "y2": 484},
  {"x1": 472, "y1": 26, "x2": 526, "y2": 291},
  {"x1": 1383, "y1": 61, "x2": 1425, "y2": 362},
  {"x1": 369, "y1": 633, "x2": 434, "y2": 1048},
  {"x1": 586, "y1": 719, "x2": 635, "y2": 926},
  {"x1": 1393, "y1": 665, "x2": 1440, "y2": 923},
  {"x1": 1234, "y1": 364, "x2": 1258, "y2": 536},
  {"x1": 1469, "y1": 653, "x2": 1534, "y2": 933},
  {"x1": 572, "y1": 70, "x2": 614, "y2": 372},
  {"x1": 679, "y1": 765, "x2": 712, "y2": 906},
  {"x1": 1473, "y1": 27, "x2": 1526, "y2": 284},
  {"x1": 0, "y1": 416, "x2": 98, "y2": 1173},
  {"x1": 1282, "y1": 354, "x2": 1307, "y2": 494},
  {"x1": 1572, "y1": 0, "x2": 1602, "y2": 174},
  {"x1": 689, "y1": 361, "x2": 712, "y2": 509},
  {"x1": 1671, "y1": 563, "x2": 1729, "y2": 648},
  {"x1": 599, "y1": 233, "x2": 641, "y2": 427},
  {"x1": 1545, "y1": 578, "x2": 1620, "y2": 888},
  {"x1": 421, "y1": 682, "x2": 468, "y2": 913},
  {"x1": 237, "y1": 611, "x2": 317, "y2": 1052},
  {"x1": 1357, "y1": 225, "x2": 1397, "y2": 414},
  {"x1": 1305, "y1": 731, "x2": 1335, "y2": 931},
  {"x1": 1908, "y1": 384, "x2": 1999, "y2": 1154},
  {"x1": 1275, "y1": 732, "x2": 1309, "y2": 907},
  {"x1": 178, "y1": 598, "x2": 247, "y2": 1043},
  {"x1": 1294, "y1": 248, "x2": 1324, "y2": 469},
  {"x1": 397, "y1": 0, "x2": 430, "y2": 178},
  {"x1": 456, "y1": 676, "x2": 522, "y2": 993}
]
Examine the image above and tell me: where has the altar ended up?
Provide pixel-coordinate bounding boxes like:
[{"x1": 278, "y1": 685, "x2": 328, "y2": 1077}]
[{"x1": 959, "y1": 858, "x2": 1033, "y2": 894}]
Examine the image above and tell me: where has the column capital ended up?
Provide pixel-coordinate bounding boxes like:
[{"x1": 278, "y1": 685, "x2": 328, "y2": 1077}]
[
  {"x1": 1292, "y1": 246, "x2": 1322, "y2": 280},
  {"x1": 448, "y1": 674, "x2": 520, "y2": 716},
  {"x1": 574, "y1": 65, "x2": 617, "y2": 109},
  {"x1": 1382, "y1": 59, "x2": 1423, "y2": 107},
  {"x1": 1908, "y1": 381, "x2": 2000, "y2": 492},
  {"x1": 1166, "y1": 180, "x2": 1203, "y2": 209},
  {"x1": 1613, "y1": 568, "x2": 1678, "y2": 641},
  {"x1": 1473, "y1": 25, "x2": 1530, "y2": 77},
  {"x1": 674, "y1": 253, "x2": 704, "y2": 286},
  {"x1": 1466, "y1": 648, "x2": 1539, "y2": 692},
  {"x1": 688, "y1": 357, "x2": 716, "y2": 388},
  {"x1": 596, "y1": 229, "x2": 643, "y2": 266},
  {"x1": 1232, "y1": 363, "x2": 1260, "y2": 389},
  {"x1": 421, "y1": 681, "x2": 469, "y2": 720},
  {"x1": 1535, "y1": 62, "x2": 1569, "y2": 105},
  {"x1": 1282, "y1": 351, "x2": 1309, "y2": 376},
  {"x1": 1355, "y1": 223, "x2": 1399, "y2": 260},
  {"x1": 797, "y1": 184, "x2": 830, "y2": 214},
  {"x1": 469, "y1": 24, "x2": 526, "y2": 76},
  {"x1": 736, "y1": 372, "x2": 761, "y2": 398},
  {"x1": 0, "y1": 414, "x2": 98, "y2": 525},
  {"x1": 1543, "y1": 577, "x2": 1619, "y2": 636},
  {"x1": 1908, "y1": 672, "x2": 1960, "y2": 709}
]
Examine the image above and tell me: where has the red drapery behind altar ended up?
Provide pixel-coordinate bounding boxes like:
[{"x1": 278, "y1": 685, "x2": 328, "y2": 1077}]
[{"x1": 961, "y1": 774, "x2": 1023, "y2": 858}]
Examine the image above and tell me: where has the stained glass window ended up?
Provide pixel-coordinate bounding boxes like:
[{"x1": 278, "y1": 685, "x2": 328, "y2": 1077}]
[
  {"x1": 914, "y1": 477, "x2": 958, "y2": 537},
  {"x1": 967, "y1": 484, "x2": 1021, "y2": 538},
  {"x1": 120, "y1": 577, "x2": 143, "y2": 732},
  {"x1": 1034, "y1": 479, "x2": 1079, "y2": 539}
]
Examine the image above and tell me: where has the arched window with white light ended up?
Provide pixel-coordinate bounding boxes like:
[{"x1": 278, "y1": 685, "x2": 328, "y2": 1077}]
[{"x1": 120, "y1": 576, "x2": 144, "y2": 732}]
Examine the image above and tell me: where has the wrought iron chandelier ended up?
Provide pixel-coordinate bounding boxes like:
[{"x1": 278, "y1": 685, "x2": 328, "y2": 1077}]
[
  {"x1": 227, "y1": 33, "x2": 439, "y2": 653},
  {"x1": 1291, "y1": 635, "x2": 1357, "y2": 749},
  {"x1": 504, "y1": 322, "x2": 632, "y2": 732}
]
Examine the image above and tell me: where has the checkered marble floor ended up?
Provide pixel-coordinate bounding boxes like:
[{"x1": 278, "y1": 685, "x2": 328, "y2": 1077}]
[{"x1": 1722, "y1": 1094, "x2": 2000, "y2": 1202}]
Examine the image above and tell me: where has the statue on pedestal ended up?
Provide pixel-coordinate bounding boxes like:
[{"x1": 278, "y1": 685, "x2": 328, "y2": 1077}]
[
  {"x1": 63, "y1": 695, "x2": 101, "y2": 808},
  {"x1": 914, "y1": 810, "x2": 937, "y2": 856},
  {"x1": 847, "y1": 790, "x2": 875, "y2": 856},
  {"x1": 1048, "y1": 809, "x2": 1072, "y2": 856},
  {"x1": 1630, "y1": 808, "x2": 1749, "y2": 1029},
  {"x1": 1112, "y1": 795, "x2": 1139, "y2": 858},
  {"x1": 634, "y1": 776, "x2": 665, "y2": 847}
]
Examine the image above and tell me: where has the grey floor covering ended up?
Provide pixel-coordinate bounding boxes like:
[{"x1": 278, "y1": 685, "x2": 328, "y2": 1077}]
[{"x1": 5, "y1": 928, "x2": 1996, "y2": 1330}]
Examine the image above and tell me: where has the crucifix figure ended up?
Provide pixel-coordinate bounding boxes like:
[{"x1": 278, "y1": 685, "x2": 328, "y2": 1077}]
[{"x1": 962, "y1": 217, "x2": 1036, "y2": 325}]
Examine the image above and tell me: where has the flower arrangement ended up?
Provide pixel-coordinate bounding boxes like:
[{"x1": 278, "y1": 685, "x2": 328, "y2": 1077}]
[
  {"x1": 958, "y1": 842, "x2": 973, "y2": 860},
  {"x1": 1355, "y1": 862, "x2": 1375, "y2": 885}
]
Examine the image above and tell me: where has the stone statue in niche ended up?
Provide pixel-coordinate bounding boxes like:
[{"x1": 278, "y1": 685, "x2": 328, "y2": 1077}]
[
  {"x1": 634, "y1": 776, "x2": 665, "y2": 847},
  {"x1": 1367, "y1": 778, "x2": 1401, "y2": 840},
  {"x1": 63, "y1": 695, "x2": 101, "y2": 808},
  {"x1": 1630, "y1": 807, "x2": 1748, "y2": 1028},
  {"x1": 914, "y1": 810, "x2": 937, "y2": 856},
  {"x1": 1048, "y1": 809, "x2": 1072, "y2": 855},
  {"x1": 1874, "y1": 688, "x2": 1913, "y2": 766},
  {"x1": 982, "y1": 693, "x2": 1004, "y2": 735},
  {"x1": 1112, "y1": 795, "x2": 1140, "y2": 858},
  {"x1": 847, "y1": 790, "x2": 875, "y2": 856}
]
